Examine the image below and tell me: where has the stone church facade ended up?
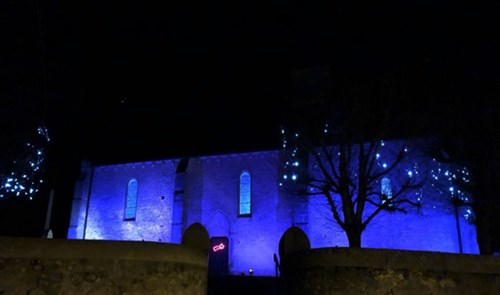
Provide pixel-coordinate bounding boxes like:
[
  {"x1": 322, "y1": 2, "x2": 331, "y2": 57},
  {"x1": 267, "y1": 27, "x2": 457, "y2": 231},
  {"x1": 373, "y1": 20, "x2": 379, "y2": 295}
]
[{"x1": 67, "y1": 144, "x2": 479, "y2": 276}]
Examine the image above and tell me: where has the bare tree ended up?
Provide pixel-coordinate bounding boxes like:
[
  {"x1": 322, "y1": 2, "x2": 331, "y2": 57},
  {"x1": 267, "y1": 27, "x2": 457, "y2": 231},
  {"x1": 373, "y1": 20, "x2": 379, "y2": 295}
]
[{"x1": 280, "y1": 90, "x2": 430, "y2": 247}]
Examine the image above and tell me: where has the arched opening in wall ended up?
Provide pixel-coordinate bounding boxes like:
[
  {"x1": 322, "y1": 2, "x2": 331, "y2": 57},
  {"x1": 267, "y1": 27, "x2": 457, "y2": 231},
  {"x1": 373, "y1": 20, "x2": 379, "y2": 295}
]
[
  {"x1": 207, "y1": 211, "x2": 231, "y2": 274},
  {"x1": 239, "y1": 171, "x2": 251, "y2": 216},
  {"x1": 381, "y1": 177, "x2": 393, "y2": 206},
  {"x1": 209, "y1": 236, "x2": 229, "y2": 274},
  {"x1": 124, "y1": 178, "x2": 138, "y2": 221}
]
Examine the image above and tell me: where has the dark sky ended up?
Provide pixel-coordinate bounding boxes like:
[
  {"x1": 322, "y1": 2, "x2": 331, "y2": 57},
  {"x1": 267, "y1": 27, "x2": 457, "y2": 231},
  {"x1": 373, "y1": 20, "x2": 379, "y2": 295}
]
[
  {"x1": 42, "y1": 0, "x2": 497, "y2": 163},
  {"x1": 8, "y1": 1, "x2": 494, "y2": 161},
  {"x1": 1, "y1": 0, "x2": 499, "y2": 236}
]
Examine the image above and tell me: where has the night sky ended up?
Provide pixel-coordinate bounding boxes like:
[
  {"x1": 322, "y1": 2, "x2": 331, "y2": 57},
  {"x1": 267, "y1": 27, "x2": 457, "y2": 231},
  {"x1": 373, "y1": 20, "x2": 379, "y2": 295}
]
[{"x1": 1, "y1": 1, "x2": 499, "y2": 237}]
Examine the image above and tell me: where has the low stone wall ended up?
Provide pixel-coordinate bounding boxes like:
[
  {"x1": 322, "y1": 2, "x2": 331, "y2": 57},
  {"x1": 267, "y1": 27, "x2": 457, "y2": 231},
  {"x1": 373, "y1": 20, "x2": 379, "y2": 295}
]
[
  {"x1": 281, "y1": 247, "x2": 500, "y2": 295},
  {"x1": 0, "y1": 236, "x2": 208, "y2": 294}
]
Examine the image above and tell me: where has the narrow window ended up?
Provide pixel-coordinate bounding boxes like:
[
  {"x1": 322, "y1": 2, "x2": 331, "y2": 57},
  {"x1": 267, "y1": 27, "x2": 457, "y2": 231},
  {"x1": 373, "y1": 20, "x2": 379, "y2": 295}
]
[
  {"x1": 239, "y1": 171, "x2": 251, "y2": 216},
  {"x1": 381, "y1": 177, "x2": 392, "y2": 205},
  {"x1": 124, "y1": 178, "x2": 138, "y2": 220}
]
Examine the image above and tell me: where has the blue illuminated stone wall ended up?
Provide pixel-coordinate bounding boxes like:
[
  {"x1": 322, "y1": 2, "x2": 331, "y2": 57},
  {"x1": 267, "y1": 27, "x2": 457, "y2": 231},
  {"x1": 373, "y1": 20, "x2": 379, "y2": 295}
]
[
  {"x1": 308, "y1": 193, "x2": 478, "y2": 253},
  {"x1": 303, "y1": 139, "x2": 478, "y2": 254},
  {"x1": 67, "y1": 160, "x2": 93, "y2": 239},
  {"x1": 68, "y1": 144, "x2": 479, "y2": 277},
  {"x1": 68, "y1": 160, "x2": 179, "y2": 242},
  {"x1": 183, "y1": 151, "x2": 293, "y2": 276}
]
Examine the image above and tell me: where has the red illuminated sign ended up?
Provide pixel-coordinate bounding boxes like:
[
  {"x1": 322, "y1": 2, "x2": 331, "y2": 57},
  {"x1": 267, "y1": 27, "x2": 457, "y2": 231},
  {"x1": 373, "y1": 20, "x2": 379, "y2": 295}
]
[{"x1": 212, "y1": 242, "x2": 225, "y2": 252}]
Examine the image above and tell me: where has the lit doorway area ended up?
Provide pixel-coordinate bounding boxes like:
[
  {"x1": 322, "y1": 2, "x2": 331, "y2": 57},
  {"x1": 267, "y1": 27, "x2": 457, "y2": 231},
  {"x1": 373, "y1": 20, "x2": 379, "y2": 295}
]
[{"x1": 209, "y1": 236, "x2": 229, "y2": 274}]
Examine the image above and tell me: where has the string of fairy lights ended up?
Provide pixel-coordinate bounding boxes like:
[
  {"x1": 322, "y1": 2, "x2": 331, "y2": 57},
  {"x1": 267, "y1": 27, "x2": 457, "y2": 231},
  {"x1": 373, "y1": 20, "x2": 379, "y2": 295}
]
[
  {"x1": 279, "y1": 126, "x2": 475, "y2": 223},
  {"x1": 0, "y1": 1, "x2": 53, "y2": 202},
  {"x1": 0, "y1": 125, "x2": 50, "y2": 200},
  {"x1": 280, "y1": 128, "x2": 302, "y2": 183},
  {"x1": 430, "y1": 159, "x2": 474, "y2": 222}
]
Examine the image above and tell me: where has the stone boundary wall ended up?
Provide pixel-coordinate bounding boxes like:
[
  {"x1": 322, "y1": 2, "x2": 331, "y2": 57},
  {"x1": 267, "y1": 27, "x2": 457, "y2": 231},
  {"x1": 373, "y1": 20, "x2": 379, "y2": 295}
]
[
  {"x1": 0, "y1": 236, "x2": 208, "y2": 294},
  {"x1": 281, "y1": 247, "x2": 500, "y2": 295}
]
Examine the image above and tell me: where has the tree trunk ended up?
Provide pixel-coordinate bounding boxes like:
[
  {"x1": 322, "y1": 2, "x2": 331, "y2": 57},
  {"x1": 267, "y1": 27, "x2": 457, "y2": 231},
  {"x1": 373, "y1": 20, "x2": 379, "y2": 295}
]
[{"x1": 345, "y1": 226, "x2": 363, "y2": 248}]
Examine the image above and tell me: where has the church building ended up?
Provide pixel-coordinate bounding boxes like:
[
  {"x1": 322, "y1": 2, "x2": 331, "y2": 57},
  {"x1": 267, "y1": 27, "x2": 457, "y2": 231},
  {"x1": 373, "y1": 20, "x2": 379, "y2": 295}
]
[{"x1": 67, "y1": 140, "x2": 479, "y2": 276}]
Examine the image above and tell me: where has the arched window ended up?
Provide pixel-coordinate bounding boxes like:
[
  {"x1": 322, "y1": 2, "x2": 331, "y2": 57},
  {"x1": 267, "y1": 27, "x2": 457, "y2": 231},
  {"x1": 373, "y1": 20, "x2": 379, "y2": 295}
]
[
  {"x1": 381, "y1": 177, "x2": 392, "y2": 205},
  {"x1": 124, "y1": 178, "x2": 138, "y2": 220},
  {"x1": 239, "y1": 171, "x2": 251, "y2": 216}
]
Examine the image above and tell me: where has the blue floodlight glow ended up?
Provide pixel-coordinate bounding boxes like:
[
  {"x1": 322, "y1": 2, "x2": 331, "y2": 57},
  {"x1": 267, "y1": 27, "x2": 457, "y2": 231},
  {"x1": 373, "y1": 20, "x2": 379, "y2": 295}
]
[{"x1": 71, "y1": 134, "x2": 480, "y2": 277}]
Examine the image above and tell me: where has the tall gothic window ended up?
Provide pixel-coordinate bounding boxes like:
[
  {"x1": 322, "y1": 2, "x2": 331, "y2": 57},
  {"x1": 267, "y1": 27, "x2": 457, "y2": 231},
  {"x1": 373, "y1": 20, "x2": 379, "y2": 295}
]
[
  {"x1": 239, "y1": 171, "x2": 251, "y2": 216},
  {"x1": 124, "y1": 178, "x2": 138, "y2": 220},
  {"x1": 381, "y1": 177, "x2": 392, "y2": 205}
]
